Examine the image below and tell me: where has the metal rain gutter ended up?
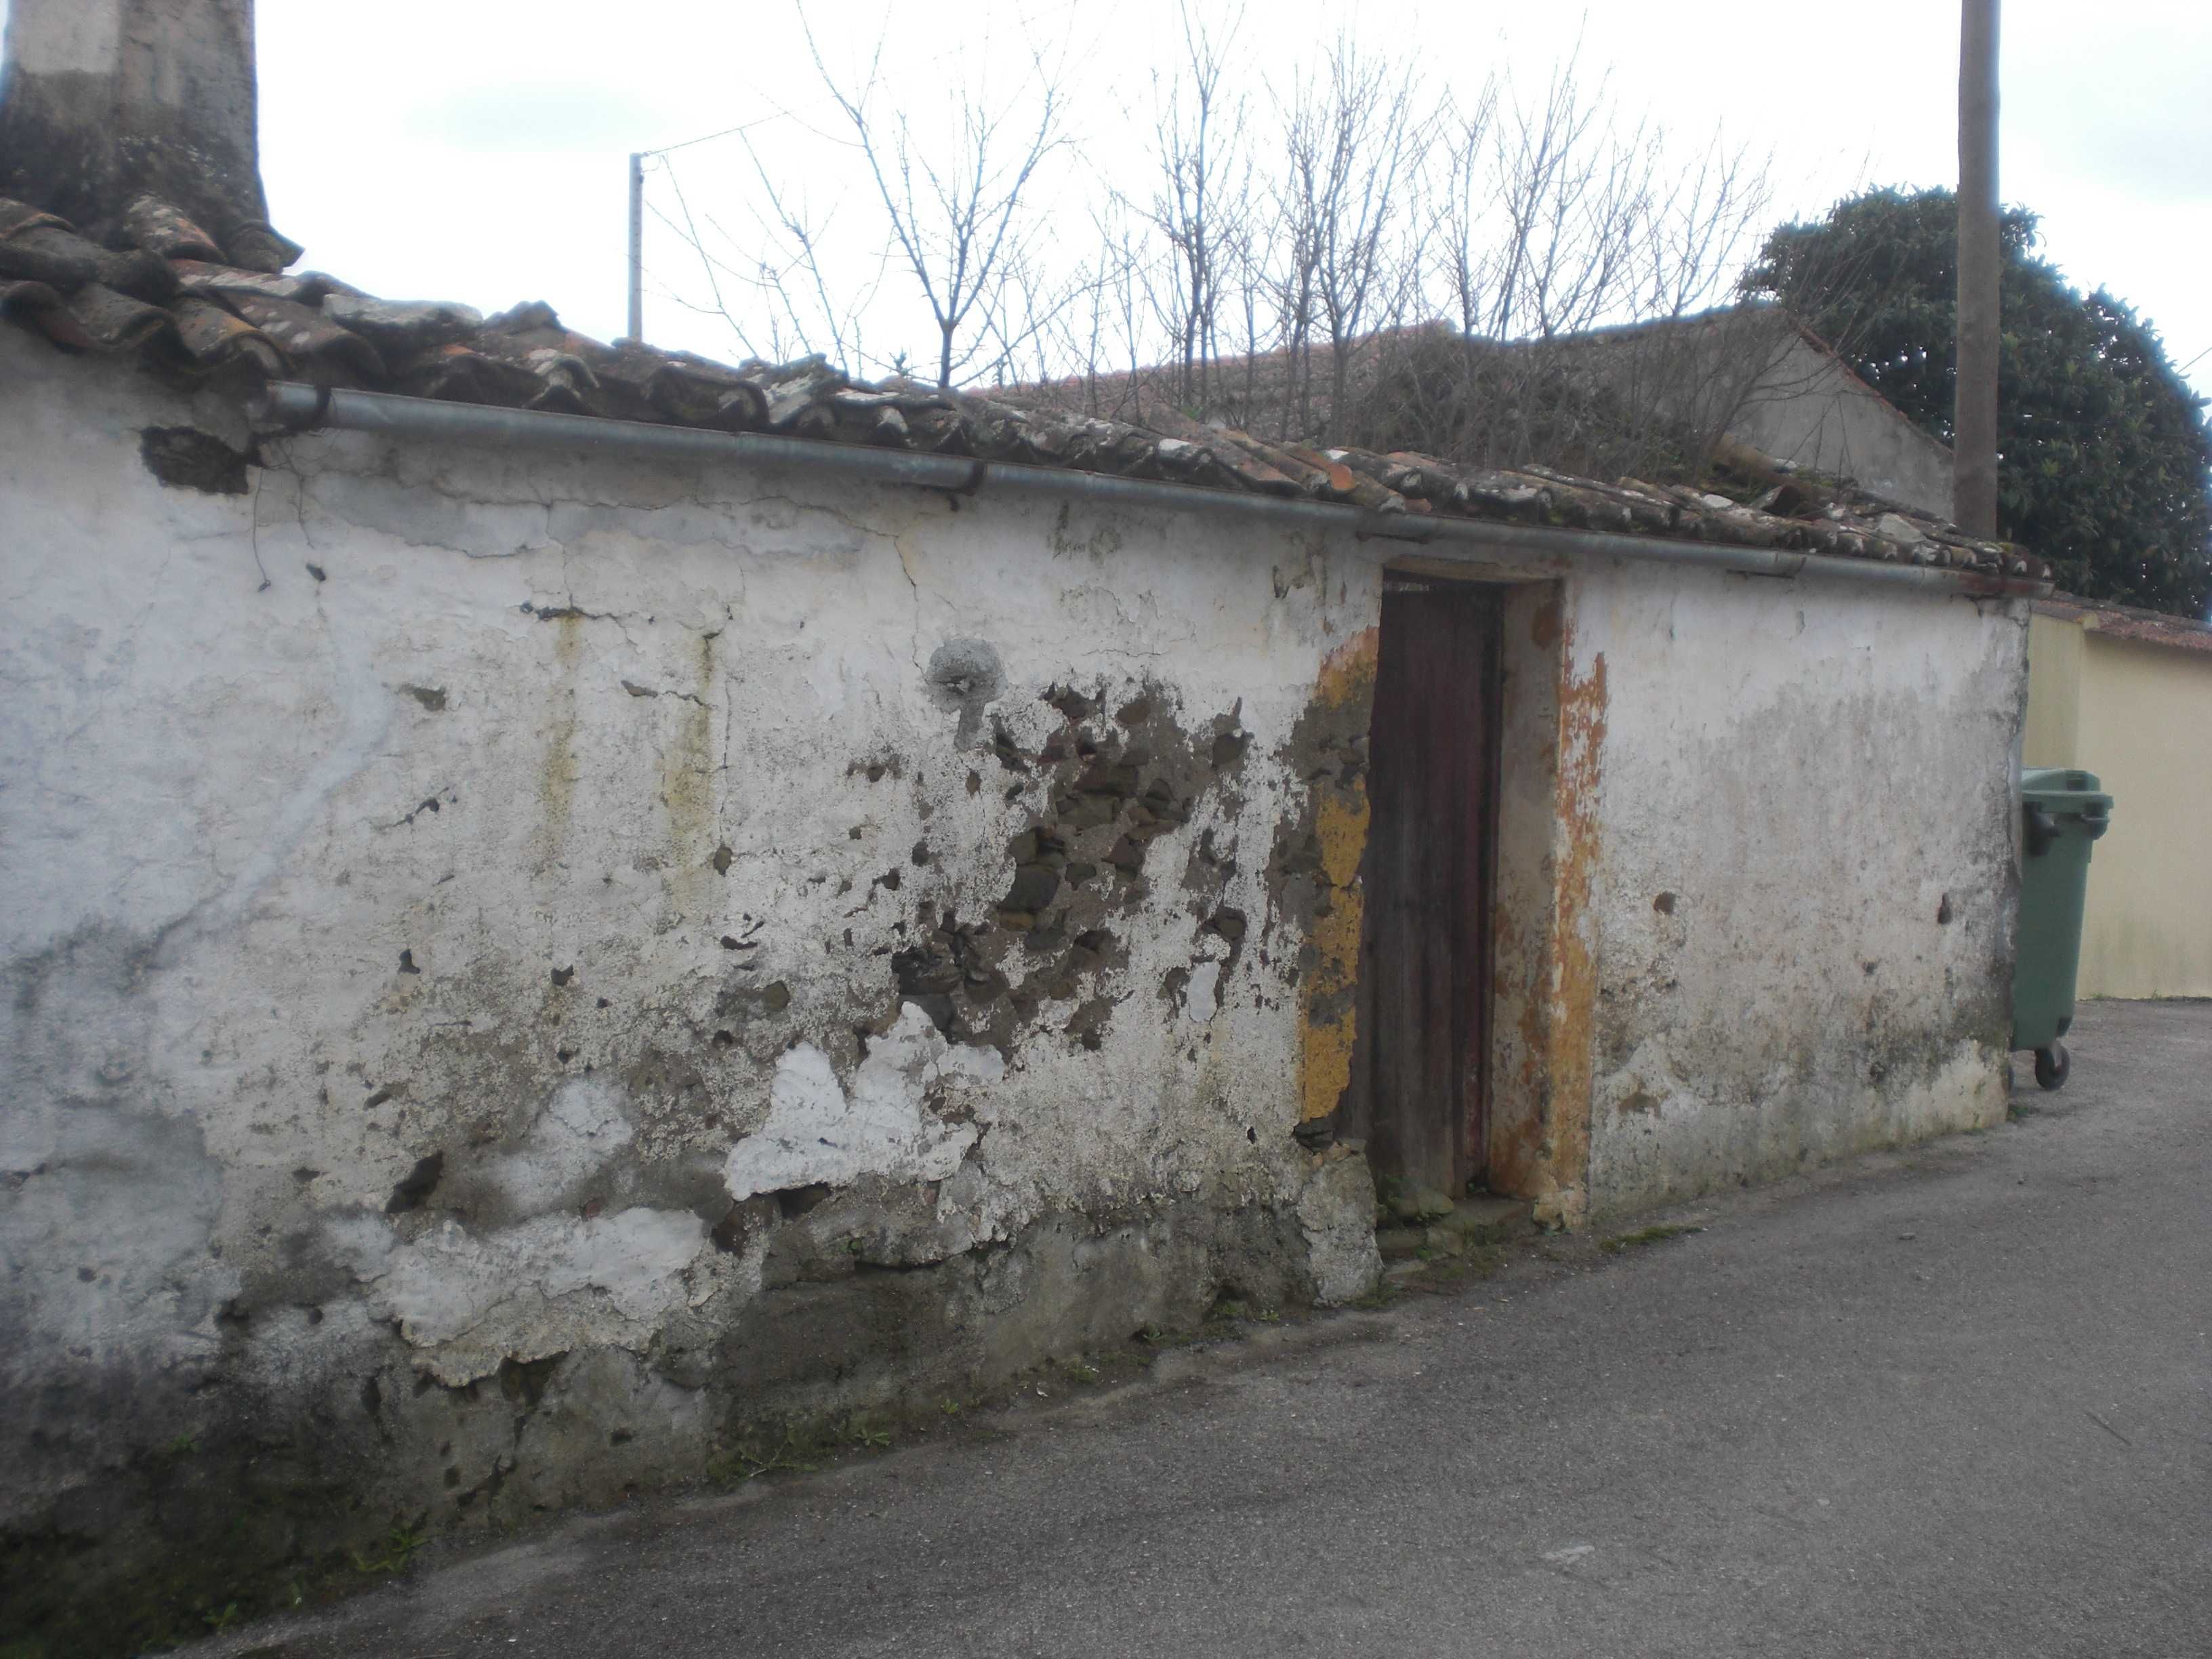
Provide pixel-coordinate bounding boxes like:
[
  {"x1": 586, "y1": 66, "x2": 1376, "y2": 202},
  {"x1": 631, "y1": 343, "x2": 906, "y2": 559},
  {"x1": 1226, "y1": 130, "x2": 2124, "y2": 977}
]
[{"x1": 251, "y1": 383, "x2": 2049, "y2": 599}]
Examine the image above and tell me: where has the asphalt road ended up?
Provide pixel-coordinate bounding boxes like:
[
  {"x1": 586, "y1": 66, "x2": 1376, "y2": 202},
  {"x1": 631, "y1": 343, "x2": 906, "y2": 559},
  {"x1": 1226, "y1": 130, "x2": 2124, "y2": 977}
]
[{"x1": 193, "y1": 1000, "x2": 2211, "y2": 1659}]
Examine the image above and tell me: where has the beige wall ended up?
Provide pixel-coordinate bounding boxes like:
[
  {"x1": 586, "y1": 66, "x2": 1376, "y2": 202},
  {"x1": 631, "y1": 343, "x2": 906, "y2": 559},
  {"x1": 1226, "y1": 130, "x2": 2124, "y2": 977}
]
[{"x1": 2024, "y1": 610, "x2": 2212, "y2": 998}]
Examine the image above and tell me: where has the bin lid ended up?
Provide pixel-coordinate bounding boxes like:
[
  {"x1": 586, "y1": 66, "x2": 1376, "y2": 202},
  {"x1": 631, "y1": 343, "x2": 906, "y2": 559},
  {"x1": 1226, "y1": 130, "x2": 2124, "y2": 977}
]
[{"x1": 2022, "y1": 766, "x2": 2114, "y2": 815}]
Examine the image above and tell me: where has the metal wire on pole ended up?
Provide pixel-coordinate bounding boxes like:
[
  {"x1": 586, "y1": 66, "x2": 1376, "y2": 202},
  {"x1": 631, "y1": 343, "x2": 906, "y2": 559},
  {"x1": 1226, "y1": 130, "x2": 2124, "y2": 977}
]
[{"x1": 623, "y1": 116, "x2": 779, "y2": 344}]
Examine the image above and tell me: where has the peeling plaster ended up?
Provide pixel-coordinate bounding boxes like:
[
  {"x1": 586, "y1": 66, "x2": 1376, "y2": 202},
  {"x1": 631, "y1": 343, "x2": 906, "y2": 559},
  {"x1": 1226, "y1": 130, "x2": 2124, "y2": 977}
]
[
  {"x1": 1596, "y1": 1033, "x2": 1707, "y2": 1124},
  {"x1": 333, "y1": 1206, "x2": 710, "y2": 1385},
  {"x1": 483, "y1": 1078, "x2": 634, "y2": 1213},
  {"x1": 1181, "y1": 960, "x2": 1221, "y2": 1025},
  {"x1": 317, "y1": 1073, "x2": 718, "y2": 1385},
  {"x1": 724, "y1": 1002, "x2": 1002, "y2": 1200},
  {"x1": 1296, "y1": 1147, "x2": 1384, "y2": 1304}
]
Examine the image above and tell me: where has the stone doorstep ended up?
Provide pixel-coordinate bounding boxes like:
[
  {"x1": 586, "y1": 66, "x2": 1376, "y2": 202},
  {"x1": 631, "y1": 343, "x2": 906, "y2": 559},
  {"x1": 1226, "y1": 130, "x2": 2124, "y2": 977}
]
[{"x1": 1376, "y1": 1197, "x2": 1534, "y2": 1262}]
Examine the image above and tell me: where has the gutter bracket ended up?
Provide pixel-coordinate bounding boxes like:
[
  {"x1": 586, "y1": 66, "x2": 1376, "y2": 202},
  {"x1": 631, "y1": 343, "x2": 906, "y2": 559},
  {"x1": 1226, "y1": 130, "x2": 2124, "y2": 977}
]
[
  {"x1": 934, "y1": 460, "x2": 987, "y2": 510},
  {"x1": 1353, "y1": 523, "x2": 1439, "y2": 547},
  {"x1": 1727, "y1": 554, "x2": 1809, "y2": 581}
]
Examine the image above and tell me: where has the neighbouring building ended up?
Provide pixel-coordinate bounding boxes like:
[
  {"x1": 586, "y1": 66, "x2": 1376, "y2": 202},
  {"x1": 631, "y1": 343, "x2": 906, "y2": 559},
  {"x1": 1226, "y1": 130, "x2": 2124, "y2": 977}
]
[
  {"x1": 2024, "y1": 598, "x2": 2212, "y2": 998},
  {"x1": 1019, "y1": 309, "x2": 1960, "y2": 525},
  {"x1": 0, "y1": 3, "x2": 2050, "y2": 1648},
  {"x1": 1587, "y1": 310, "x2": 1960, "y2": 521}
]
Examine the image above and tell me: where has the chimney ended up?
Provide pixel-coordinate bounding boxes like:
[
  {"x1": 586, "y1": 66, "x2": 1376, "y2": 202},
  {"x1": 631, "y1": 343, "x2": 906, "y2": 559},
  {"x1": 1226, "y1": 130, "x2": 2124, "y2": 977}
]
[{"x1": 0, "y1": 0, "x2": 296, "y2": 270}]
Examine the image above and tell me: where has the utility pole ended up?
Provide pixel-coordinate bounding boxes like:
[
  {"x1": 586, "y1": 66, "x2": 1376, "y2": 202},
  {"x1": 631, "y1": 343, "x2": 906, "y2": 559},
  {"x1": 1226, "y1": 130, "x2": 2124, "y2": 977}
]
[
  {"x1": 1954, "y1": 0, "x2": 2001, "y2": 537},
  {"x1": 622, "y1": 121, "x2": 762, "y2": 345},
  {"x1": 626, "y1": 152, "x2": 645, "y2": 343}
]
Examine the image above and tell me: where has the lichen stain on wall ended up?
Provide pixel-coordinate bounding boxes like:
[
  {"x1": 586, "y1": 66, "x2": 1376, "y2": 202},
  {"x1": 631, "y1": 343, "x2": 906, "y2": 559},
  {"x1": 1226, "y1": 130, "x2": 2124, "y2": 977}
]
[
  {"x1": 658, "y1": 626, "x2": 722, "y2": 909},
  {"x1": 1533, "y1": 634, "x2": 1606, "y2": 1228},
  {"x1": 1281, "y1": 627, "x2": 1378, "y2": 1126},
  {"x1": 535, "y1": 608, "x2": 586, "y2": 865},
  {"x1": 1484, "y1": 584, "x2": 1564, "y2": 1204}
]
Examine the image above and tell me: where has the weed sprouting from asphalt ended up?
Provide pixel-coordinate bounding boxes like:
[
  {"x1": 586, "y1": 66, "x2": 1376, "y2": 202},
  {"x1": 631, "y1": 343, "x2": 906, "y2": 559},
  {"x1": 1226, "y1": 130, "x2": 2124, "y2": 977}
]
[
  {"x1": 1599, "y1": 1223, "x2": 1705, "y2": 1254},
  {"x1": 710, "y1": 1430, "x2": 825, "y2": 1483},
  {"x1": 838, "y1": 1413, "x2": 893, "y2": 1450},
  {"x1": 349, "y1": 1523, "x2": 428, "y2": 1576},
  {"x1": 708, "y1": 1412, "x2": 896, "y2": 1484}
]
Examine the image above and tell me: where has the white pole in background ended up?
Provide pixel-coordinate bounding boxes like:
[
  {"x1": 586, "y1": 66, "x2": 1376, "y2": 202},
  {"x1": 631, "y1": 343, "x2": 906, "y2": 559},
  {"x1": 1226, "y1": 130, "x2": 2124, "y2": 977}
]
[{"x1": 626, "y1": 151, "x2": 644, "y2": 343}]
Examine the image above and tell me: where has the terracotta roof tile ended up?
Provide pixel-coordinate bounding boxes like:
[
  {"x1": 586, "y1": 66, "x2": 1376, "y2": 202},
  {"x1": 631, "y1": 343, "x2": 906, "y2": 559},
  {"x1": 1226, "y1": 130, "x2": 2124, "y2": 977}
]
[
  {"x1": 0, "y1": 189, "x2": 2049, "y2": 586},
  {"x1": 171, "y1": 293, "x2": 279, "y2": 371},
  {"x1": 2034, "y1": 596, "x2": 2212, "y2": 653},
  {"x1": 321, "y1": 292, "x2": 482, "y2": 352},
  {"x1": 220, "y1": 290, "x2": 385, "y2": 379},
  {"x1": 117, "y1": 194, "x2": 225, "y2": 263},
  {"x1": 169, "y1": 259, "x2": 357, "y2": 306},
  {"x1": 61, "y1": 282, "x2": 175, "y2": 351}
]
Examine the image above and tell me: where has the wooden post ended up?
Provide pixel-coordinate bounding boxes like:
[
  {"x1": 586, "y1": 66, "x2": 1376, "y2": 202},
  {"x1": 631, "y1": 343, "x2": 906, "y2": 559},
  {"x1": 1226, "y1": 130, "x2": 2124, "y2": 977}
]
[{"x1": 1954, "y1": 0, "x2": 2002, "y2": 537}]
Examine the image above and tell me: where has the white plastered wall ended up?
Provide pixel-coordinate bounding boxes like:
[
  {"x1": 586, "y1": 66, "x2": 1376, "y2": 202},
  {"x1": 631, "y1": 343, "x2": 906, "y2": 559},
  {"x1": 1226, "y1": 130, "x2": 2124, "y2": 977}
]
[
  {"x1": 0, "y1": 331, "x2": 1403, "y2": 1538},
  {"x1": 1565, "y1": 562, "x2": 2027, "y2": 1214},
  {"x1": 0, "y1": 324, "x2": 2034, "y2": 1557}
]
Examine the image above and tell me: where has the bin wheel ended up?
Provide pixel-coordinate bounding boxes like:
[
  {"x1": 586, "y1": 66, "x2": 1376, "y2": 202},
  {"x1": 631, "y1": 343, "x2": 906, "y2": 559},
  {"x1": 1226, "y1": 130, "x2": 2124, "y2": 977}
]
[{"x1": 2034, "y1": 1043, "x2": 2070, "y2": 1091}]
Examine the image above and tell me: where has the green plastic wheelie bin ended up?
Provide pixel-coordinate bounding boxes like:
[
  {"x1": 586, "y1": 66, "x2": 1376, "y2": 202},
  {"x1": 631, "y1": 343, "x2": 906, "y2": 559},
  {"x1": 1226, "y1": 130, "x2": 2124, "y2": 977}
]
[{"x1": 2012, "y1": 767, "x2": 2113, "y2": 1089}]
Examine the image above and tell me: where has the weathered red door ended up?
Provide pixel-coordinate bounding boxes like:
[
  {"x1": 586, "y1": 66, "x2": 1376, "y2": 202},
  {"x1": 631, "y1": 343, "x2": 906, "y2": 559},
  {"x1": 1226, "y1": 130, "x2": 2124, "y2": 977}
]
[{"x1": 1355, "y1": 577, "x2": 1502, "y2": 1197}]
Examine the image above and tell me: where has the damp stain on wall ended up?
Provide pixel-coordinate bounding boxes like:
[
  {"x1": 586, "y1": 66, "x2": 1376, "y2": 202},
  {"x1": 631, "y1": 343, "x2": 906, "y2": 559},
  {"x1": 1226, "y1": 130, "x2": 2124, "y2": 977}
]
[{"x1": 1534, "y1": 631, "x2": 1606, "y2": 1228}]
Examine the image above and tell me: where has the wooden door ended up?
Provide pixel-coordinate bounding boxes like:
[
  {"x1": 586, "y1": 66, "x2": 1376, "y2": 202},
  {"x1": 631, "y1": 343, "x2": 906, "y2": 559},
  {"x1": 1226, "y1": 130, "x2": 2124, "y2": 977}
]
[{"x1": 1357, "y1": 578, "x2": 1502, "y2": 1197}]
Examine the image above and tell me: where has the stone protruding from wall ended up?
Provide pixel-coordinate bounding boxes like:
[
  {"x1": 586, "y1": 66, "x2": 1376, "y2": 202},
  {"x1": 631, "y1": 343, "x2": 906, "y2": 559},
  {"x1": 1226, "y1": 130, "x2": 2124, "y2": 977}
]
[{"x1": 0, "y1": 0, "x2": 295, "y2": 268}]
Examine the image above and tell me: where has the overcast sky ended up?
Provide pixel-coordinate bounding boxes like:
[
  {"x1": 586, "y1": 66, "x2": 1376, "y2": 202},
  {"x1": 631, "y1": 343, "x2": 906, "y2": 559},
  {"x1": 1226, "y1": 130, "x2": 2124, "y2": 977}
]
[{"x1": 16, "y1": 1, "x2": 2210, "y2": 398}]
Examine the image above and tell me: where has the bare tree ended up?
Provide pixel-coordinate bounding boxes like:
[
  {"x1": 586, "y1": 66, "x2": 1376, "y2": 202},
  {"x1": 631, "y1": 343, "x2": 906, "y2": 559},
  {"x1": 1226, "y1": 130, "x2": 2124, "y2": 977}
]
[
  {"x1": 1134, "y1": 2, "x2": 1252, "y2": 415},
  {"x1": 798, "y1": 14, "x2": 1069, "y2": 387},
  {"x1": 1437, "y1": 75, "x2": 1504, "y2": 343},
  {"x1": 974, "y1": 234, "x2": 1090, "y2": 389},
  {"x1": 660, "y1": 16, "x2": 1787, "y2": 489},
  {"x1": 1060, "y1": 216, "x2": 1123, "y2": 418},
  {"x1": 1083, "y1": 197, "x2": 1153, "y2": 422},
  {"x1": 659, "y1": 140, "x2": 882, "y2": 370},
  {"x1": 1265, "y1": 125, "x2": 1322, "y2": 441},
  {"x1": 1368, "y1": 51, "x2": 1780, "y2": 481},
  {"x1": 1294, "y1": 41, "x2": 1416, "y2": 439}
]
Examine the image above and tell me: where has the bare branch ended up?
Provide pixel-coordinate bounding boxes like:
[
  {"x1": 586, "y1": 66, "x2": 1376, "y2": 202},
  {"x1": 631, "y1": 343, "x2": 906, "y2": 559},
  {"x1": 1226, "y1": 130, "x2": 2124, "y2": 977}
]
[{"x1": 798, "y1": 10, "x2": 1072, "y2": 386}]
